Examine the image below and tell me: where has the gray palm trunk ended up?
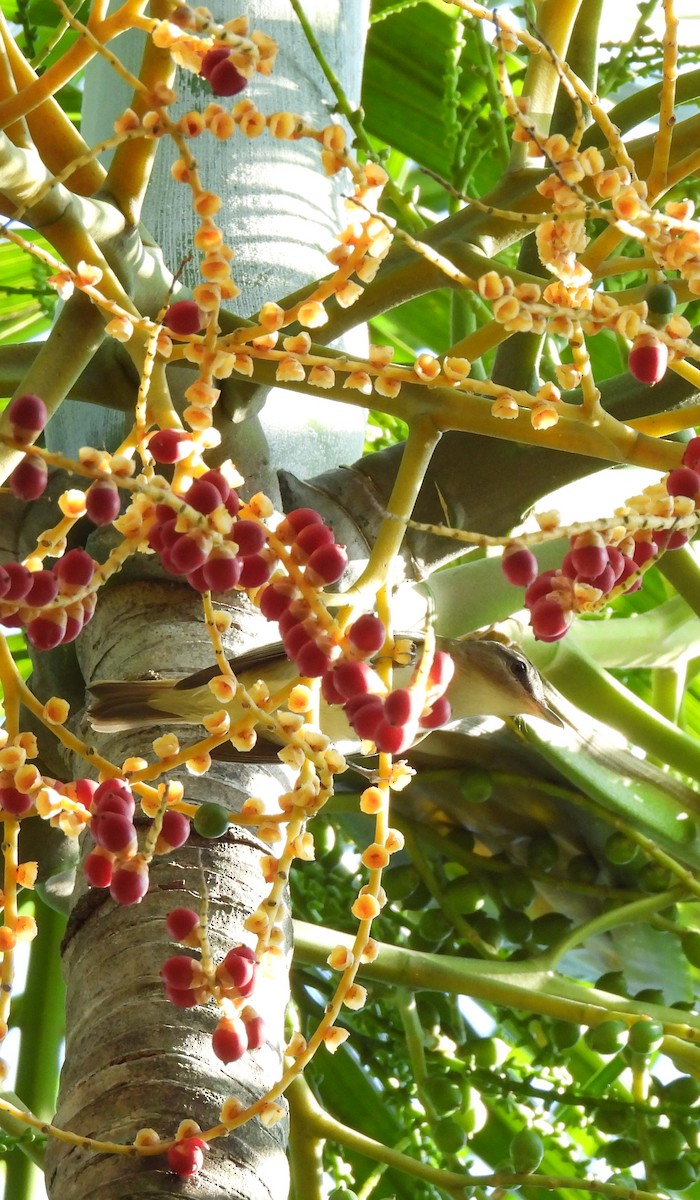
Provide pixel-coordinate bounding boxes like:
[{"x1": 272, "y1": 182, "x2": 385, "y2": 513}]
[{"x1": 44, "y1": 4, "x2": 368, "y2": 1197}]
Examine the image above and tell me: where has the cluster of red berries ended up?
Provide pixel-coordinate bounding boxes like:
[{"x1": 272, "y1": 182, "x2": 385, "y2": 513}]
[
  {"x1": 502, "y1": 436, "x2": 700, "y2": 642},
  {"x1": 260, "y1": 574, "x2": 455, "y2": 752},
  {"x1": 162, "y1": 919, "x2": 265, "y2": 1062},
  {"x1": 200, "y1": 45, "x2": 248, "y2": 97},
  {"x1": 83, "y1": 779, "x2": 190, "y2": 906},
  {"x1": 0, "y1": 548, "x2": 98, "y2": 650},
  {"x1": 148, "y1": 496, "x2": 348, "y2": 597}
]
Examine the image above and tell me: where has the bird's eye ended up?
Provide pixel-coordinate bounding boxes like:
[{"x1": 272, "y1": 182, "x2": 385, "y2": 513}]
[{"x1": 509, "y1": 657, "x2": 528, "y2": 680}]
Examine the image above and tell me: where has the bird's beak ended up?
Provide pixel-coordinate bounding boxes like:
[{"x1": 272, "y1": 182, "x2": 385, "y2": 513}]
[{"x1": 524, "y1": 695, "x2": 564, "y2": 727}]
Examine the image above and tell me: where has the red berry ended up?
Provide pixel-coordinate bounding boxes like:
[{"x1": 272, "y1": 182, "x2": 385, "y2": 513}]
[
  {"x1": 167, "y1": 1136, "x2": 206, "y2": 1178},
  {"x1": 148, "y1": 429, "x2": 192, "y2": 463},
  {"x1": 332, "y1": 660, "x2": 375, "y2": 700},
  {"x1": 420, "y1": 696, "x2": 452, "y2": 730},
  {"x1": 184, "y1": 479, "x2": 222, "y2": 514},
  {"x1": 86, "y1": 479, "x2": 121, "y2": 524},
  {"x1": 3, "y1": 562, "x2": 32, "y2": 601},
  {"x1": 24, "y1": 569, "x2": 59, "y2": 608},
  {"x1": 73, "y1": 778, "x2": 99, "y2": 807},
  {"x1": 276, "y1": 508, "x2": 323, "y2": 543},
  {"x1": 306, "y1": 543, "x2": 348, "y2": 585},
  {"x1": 91, "y1": 811, "x2": 137, "y2": 854},
  {"x1": 628, "y1": 333, "x2": 668, "y2": 385},
  {"x1": 244, "y1": 1013, "x2": 266, "y2": 1050},
  {"x1": 208, "y1": 57, "x2": 247, "y2": 97},
  {"x1": 164, "y1": 985, "x2": 202, "y2": 1008},
  {"x1": 202, "y1": 551, "x2": 242, "y2": 593},
  {"x1": 373, "y1": 719, "x2": 415, "y2": 755},
  {"x1": 169, "y1": 532, "x2": 210, "y2": 575},
  {"x1": 157, "y1": 810, "x2": 191, "y2": 851},
  {"x1": 0, "y1": 566, "x2": 9, "y2": 599},
  {"x1": 633, "y1": 538, "x2": 657, "y2": 567},
  {"x1": 348, "y1": 614, "x2": 385, "y2": 655},
  {"x1": 187, "y1": 566, "x2": 210, "y2": 593},
  {"x1": 525, "y1": 569, "x2": 559, "y2": 608},
  {"x1": 530, "y1": 596, "x2": 572, "y2": 642},
  {"x1": 161, "y1": 954, "x2": 205, "y2": 989},
  {"x1": 293, "y1": 522, "x2": 334, "y2": 559},
  {"x1": 7, "y1": 393, "x2": 47, "y2": 440},
  {"x1": 259, "y1": 582, "x2": 295, "y2": 621},
  {"x1": 55, "y1": 548, "x2": 95, "y2": 588},
  {"x1": 427, "y1": 650, "x2": 455, "y2": 692},
  {"x1": 502, "y1": 544, "x2": 538, "y2": 587},
  {"x1": 231, "y1": 519, "x2": 266, "y2": 557},
  {"x1": 294, "y1": 640, "x2": 331, "y2": 678},
  {"x1": 0, "y1": 786, "x2": 33, "y2": 815},
  {"x1": 84, "y1": 850, "x2": 114, "y2": 888},
  {"x1": 26, "y1": 612, "x2": 67, "y2": 650},
  {"x1": 606, "y1": 546, "x2": 624, "y2": 581},
  {"x1": 216, "y1": 947, "x2": 257, "y2": 993},
  {"x1": 200, "y1": 45, "x2": 232, "y2": 79},
  {"x1": 320, "y1": 667, "x2": 345, "y2": 705},
  {"x1": 682, "y1": 437, "x2": 700, "y2": 472},
  {"x1": 383, "y1": 688, "x2": 416, "y2": 727},
  {"x1": 166, "y1": 907, "x2": 200, "y2": 942},
  {"x1": 10, "y1": 455, "x2": 48, "y2": 500},
  {"x1": 93, "y1": 779, "x2": 134, "y2": 815},
  {"x1": 163, "y1": 299, "x2": 203, "y2": 336},
  {"x1": 238, "y1": 554, "x2": 271, "y2": 588},
  {"x1": 110, "y1": 862, "x2": 149, "y2": 905},
  {"x1": 212, "y1": 1016, "x2": 248, "y2": 1063},
  {"x1": 668, "y1": 530, "x2": 690, "y2": 550},
  {"x1": 346, "y1": 694, "x2": 385, "y2": 740},
  {"x1": 666, "y1": 466, "x2": 700, "y2": 498},
  {"x1": 571, "y1": 539, "x2": 608, "y2": 579},
  {"x1": 200, "y1": 469, "x2": 231, "y2": 502}
]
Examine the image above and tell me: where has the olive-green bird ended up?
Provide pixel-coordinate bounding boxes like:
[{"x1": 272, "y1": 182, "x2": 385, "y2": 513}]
[{"x1": 87, "y1": 636, "x2": 560, "y2": 759}]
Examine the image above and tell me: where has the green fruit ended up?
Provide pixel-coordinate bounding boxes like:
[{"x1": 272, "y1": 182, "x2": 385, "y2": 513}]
[
  {"x1": 500, "y1": 907, "x2": 532, "y2": 945},
  {"x1": 423, "y1": 1076, "x2": 462, "y2": 1114},
  {"x1": 445, "y1": 876, "x2": 483, "y2": 914},
  {"x1": 568, "y1": 854, "x2": 599, "y2": 884},
  {"x1": 384, "y1": 863, "x2": 421, "y2": 901},
  {"x1": 418, "y1": 908, "x2": 450, "y2": 944},
  {"x1": 654, "y1": 1158, "x2": 697, "y2": 1191},
  {"x1": 662, "y1": 1076, "x2": 700, "y2": 1106},
  {"x1": 605, "y1": 1138, "x2": 641, "y2": 1168},
  {"x1": 550, "y1": 1020, "x2": 580, "y2": 1052},
  {"x1": 645, "y1": 281, "x2": 676, "y2": 323},
  {"x1": 627, "y1": 1019, "x2": 664, "y2": 1054},
  {"x1": 433, "y1": 1116, "x2": 467, "y2": 1153},
  {"x1": 526, "y1": 834, "x2": 558, "y2": 871},
  {"x1": 595, "y1": 971, "x2": 627, "y2": 997},
  {"x1": 634, "y1": 987, "x2": 664, "y2": 1005},
  {"x1": 510, "y1": 1128, "x2": 544, "y2": 1174},
  {"x1": 585, "y1": 1020, "x2": 627, "y2": 1055},
  {"x1": 459, "y1": 770, "x2": 493, "y2": 804},
  {"x1": 648, "y1": 1126, "x2": 686, "y2": 1163},
  {"x1": 638, "y1": 862, "x2": 673, "y2": 892},
  {"x1": 594, "y1": 1105, "x2": 632, "y2": 1136},
  {"x1": 472, "y1": 1038, "x2": 499, "y2": 1069},
  {"x1": 531, "y1": 912, "x2": 571, "y2": 948},
  {"x1": 499, "y1": 873, "x2": 535, "y2": 910},
  {"x1": 604, "y1": 832, "x2": 639, "y2": 865},
  {"x1": 193, "y1": 801, "x2": 230, "y2": 838}
]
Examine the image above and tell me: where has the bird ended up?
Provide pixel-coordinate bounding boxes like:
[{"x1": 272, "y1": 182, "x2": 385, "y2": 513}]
[{"x1": 87, "y1": 635, "x2": 561, "y2": 758}]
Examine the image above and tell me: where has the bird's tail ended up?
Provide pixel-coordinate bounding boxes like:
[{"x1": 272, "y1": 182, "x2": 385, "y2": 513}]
[{"x1": 88, "y1": 678, "x2": 190, "y2": 733}]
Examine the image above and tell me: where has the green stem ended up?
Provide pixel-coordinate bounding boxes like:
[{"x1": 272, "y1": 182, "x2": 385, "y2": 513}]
[
  {"x1": 658, "y1": 546, "x2": 700, "y2": 618},
  {"x1": 525, "y1": 635, "x2": 700, "y2": 792},
  {"x1": 287, "y1": 0, "x2": 422, "y2": 230},
  {"x1": 539, "y1": 887, "x2": 684, "y2": 971},
  {"x1": 287, "y1": 1050, "x2": 665, "y2": 1200},
  {"x1": 293, "y1": 920, "x2": 700, "y2": 1036}
]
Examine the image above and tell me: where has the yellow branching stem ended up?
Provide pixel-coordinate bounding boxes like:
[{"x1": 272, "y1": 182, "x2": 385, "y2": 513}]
[{"x1": 647, "y1": 0, "x2": 679, "y2": 201}]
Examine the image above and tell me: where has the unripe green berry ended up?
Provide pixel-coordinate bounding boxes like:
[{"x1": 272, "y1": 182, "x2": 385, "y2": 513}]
[
  {"x1": 193, "y1": 802, "x2": 230, "y2": 838},
  {"x1": 585, "y1": 1020, "x2": 627, "y2": 1055},
  {"x1": 627, "y1": 1019, "x2": 664, "y2": 1054},
  {"x1": 510, "y1": 1128, "x2": 544, "y2": 1174}
]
